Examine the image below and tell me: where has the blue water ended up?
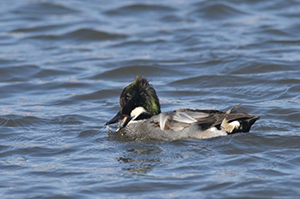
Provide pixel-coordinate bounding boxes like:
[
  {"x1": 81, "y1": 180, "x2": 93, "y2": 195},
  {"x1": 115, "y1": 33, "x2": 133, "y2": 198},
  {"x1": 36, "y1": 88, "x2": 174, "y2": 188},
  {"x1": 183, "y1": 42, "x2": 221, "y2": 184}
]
[{"x1": 1, "y1": 0, "x2": 300, "y2": 198}]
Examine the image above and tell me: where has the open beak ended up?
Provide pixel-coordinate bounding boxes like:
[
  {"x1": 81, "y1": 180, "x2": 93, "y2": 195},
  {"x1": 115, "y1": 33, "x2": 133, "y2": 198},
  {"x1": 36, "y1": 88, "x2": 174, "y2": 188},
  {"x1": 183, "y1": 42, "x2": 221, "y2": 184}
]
[{"x1": 106, "y1": 111, "x2": 132, "y2": 128}]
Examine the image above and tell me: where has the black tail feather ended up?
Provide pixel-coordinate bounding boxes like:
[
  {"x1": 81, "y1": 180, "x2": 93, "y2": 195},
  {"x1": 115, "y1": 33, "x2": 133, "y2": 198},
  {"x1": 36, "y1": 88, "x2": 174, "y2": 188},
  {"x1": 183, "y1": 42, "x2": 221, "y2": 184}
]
[{"x1": 231, "y1": 116, "x2": 260, "y2": 134}]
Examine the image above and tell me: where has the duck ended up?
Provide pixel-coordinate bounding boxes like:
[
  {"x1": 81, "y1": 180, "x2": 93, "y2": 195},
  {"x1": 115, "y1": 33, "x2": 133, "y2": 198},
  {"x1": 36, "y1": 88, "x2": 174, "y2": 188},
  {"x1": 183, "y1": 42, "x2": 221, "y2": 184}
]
[{"x1": 106, "y1": 75, "x2": 260, "y2": 141}]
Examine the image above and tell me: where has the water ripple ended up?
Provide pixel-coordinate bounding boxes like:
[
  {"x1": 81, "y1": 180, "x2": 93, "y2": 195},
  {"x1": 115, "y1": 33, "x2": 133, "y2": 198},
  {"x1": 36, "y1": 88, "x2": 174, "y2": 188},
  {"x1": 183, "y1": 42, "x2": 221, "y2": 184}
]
[
  {"x1": 26, "y1": 28, "x2": 127, "y2": 42},
  {"x1": 13, "y1": 2, "x2": 79, "y2": 15},
  {"x1": 105, "y1": 3, "x2": 176, "y2": 16},
  {"x1": 0, "y1": 64, "x2": 40, "y2": 82},
  {"x1": 191, "y1": 2, "x2": 249, "y2": 20},
  {"x1": 0, "y1": 115, "x2": 46, "y2": 127},
  {"x1": 90, "y1": 65, "x2": 187, "y2": 80}
]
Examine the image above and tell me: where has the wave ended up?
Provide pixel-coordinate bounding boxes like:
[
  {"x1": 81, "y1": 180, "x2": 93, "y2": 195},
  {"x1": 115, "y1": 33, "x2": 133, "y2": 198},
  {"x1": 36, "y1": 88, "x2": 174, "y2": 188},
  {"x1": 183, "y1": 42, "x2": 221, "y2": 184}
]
[
  {"x1": 105, "y1": 3, "x2": 176, "y2": 16},
  {"x1": 13, "y1": 2, "x2": 79, "y2": 15},
  {"x1": 27, "y1": 28, "x2": 127, "y2": 41},
  {"x1": 10, "y1": 24, "x2": 69, "y2": 34},
  {"x1": 0, "y1": 115, "x2": 46, "y2": 127},
  {"x1": 191, "y1": 2, "x2": 249, "y2": 20},
  {"x1": 0, "y1": 65, "x2": 40, "y2": 82},
  {"x1": 89, "y1": 65, "x2": 184, "y2": 81},
  {"x1": 61, "y1": 28, "x2": 127, "y2": 41}
]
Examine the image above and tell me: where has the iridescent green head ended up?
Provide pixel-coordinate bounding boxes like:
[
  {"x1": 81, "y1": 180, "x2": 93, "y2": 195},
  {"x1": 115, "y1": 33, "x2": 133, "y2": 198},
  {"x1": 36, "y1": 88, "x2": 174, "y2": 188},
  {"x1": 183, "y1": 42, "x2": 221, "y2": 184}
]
[
  {"x1": 120, "y1": 76, "x2": 161, "y2": 116},
  {"x1": 106, "y1": 76, "x2": 161, "y2": 128}
]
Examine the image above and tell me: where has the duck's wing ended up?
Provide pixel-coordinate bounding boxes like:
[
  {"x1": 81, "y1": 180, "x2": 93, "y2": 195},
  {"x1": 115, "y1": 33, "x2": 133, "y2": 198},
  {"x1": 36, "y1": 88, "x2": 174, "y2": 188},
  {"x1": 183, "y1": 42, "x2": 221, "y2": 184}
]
[
  {"x1": 174, "y1": 109, "x2": 225, "y2": 130},
  {"x1": 158, "y1": 106, "x2": 260, "y2": 133},
  {"x1": 156, "y1": 109, "x2": 217, "y2": 131}
]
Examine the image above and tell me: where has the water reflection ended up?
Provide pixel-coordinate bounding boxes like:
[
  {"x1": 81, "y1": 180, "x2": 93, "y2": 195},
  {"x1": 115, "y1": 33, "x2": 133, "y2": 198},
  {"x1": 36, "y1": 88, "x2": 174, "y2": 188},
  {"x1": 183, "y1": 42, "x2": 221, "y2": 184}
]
[{"x1": 117, "y1": 142, "x2": 163, "y2": 174}]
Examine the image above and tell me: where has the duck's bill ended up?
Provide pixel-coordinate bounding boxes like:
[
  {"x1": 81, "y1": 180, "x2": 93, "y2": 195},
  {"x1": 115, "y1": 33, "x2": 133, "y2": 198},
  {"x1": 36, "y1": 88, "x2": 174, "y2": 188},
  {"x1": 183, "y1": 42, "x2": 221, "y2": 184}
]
[
  {"x1": 106, "y1": 111, "x2": 124, "y2": 125},
  {"x1": 120, "y1": 115, "x2": 131, "y2": 128},
  {"x1": 106, "y1": 111, "x2": 132, "y2": 129}
]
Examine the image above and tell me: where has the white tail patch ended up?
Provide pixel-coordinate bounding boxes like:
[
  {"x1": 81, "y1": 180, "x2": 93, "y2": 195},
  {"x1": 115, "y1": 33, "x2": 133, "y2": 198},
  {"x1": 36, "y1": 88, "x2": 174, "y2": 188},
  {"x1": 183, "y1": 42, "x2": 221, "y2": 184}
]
[
  {"x1": 130, "y1": 106, "x2": 147, "y2": 120},
  {"x1": 221, "y1": 118, "x2": 240, "y2": 133}
]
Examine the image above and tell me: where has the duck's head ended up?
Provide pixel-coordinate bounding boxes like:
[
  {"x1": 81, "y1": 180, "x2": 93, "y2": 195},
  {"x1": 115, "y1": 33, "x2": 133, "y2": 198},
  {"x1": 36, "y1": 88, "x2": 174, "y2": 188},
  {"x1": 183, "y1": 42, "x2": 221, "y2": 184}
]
[{"x1": 106, "y1": 76, "x2": 161, "y2": 128}]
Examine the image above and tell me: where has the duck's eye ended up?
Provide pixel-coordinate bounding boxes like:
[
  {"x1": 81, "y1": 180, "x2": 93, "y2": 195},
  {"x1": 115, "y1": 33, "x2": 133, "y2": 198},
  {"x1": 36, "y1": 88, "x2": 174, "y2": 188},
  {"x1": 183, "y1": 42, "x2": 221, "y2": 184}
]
[{"x1": 125, "y1": 94, "x2": 131, "y2": 101}]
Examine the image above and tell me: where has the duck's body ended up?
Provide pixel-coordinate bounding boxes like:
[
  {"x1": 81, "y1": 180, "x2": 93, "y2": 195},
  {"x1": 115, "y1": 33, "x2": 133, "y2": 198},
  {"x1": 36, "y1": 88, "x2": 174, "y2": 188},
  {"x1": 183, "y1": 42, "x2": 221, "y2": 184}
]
[
  {"x1": 106, "y1": 76, "x2": 260, "y2": 141},
  {"x1": 117, "y1": 108, "x2": 259, "y2": 141}
]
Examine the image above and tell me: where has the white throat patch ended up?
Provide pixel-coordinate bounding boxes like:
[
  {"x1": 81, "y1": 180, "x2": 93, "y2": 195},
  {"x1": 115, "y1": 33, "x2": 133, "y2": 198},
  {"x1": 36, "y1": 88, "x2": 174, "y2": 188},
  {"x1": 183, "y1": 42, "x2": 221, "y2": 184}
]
[{"x1": 130, "y1": 106, "x2": 147, "y2": 120}]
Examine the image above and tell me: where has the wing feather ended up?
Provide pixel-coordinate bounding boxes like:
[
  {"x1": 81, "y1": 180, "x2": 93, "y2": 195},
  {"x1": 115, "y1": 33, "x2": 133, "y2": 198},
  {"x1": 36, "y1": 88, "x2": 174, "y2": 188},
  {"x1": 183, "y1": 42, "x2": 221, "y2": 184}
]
[
  {"x1": 159, "y1": 113, "x2": 169, "y2": 130},
  {"x1": 173, "y1": 111, "x2": 198, "y2": 123}
]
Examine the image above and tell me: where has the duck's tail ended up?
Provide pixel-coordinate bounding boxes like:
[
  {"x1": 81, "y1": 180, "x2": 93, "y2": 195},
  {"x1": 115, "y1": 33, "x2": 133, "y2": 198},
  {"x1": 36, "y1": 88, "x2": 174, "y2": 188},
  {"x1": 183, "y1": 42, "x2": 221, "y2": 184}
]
[
  {"x1": 221, "y1": 104, "x2": 260, "y2": 134},
  {"x1": 221, "y1": 115, "x2": 260, "y2": 134}
]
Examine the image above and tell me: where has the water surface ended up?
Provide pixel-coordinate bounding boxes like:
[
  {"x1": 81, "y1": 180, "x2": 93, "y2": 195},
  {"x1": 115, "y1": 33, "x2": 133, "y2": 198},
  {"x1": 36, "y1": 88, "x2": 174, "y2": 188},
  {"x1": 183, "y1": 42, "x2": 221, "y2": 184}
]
[{"x1": 1, "y1": 0, "x2": 300, "y2": 198}]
